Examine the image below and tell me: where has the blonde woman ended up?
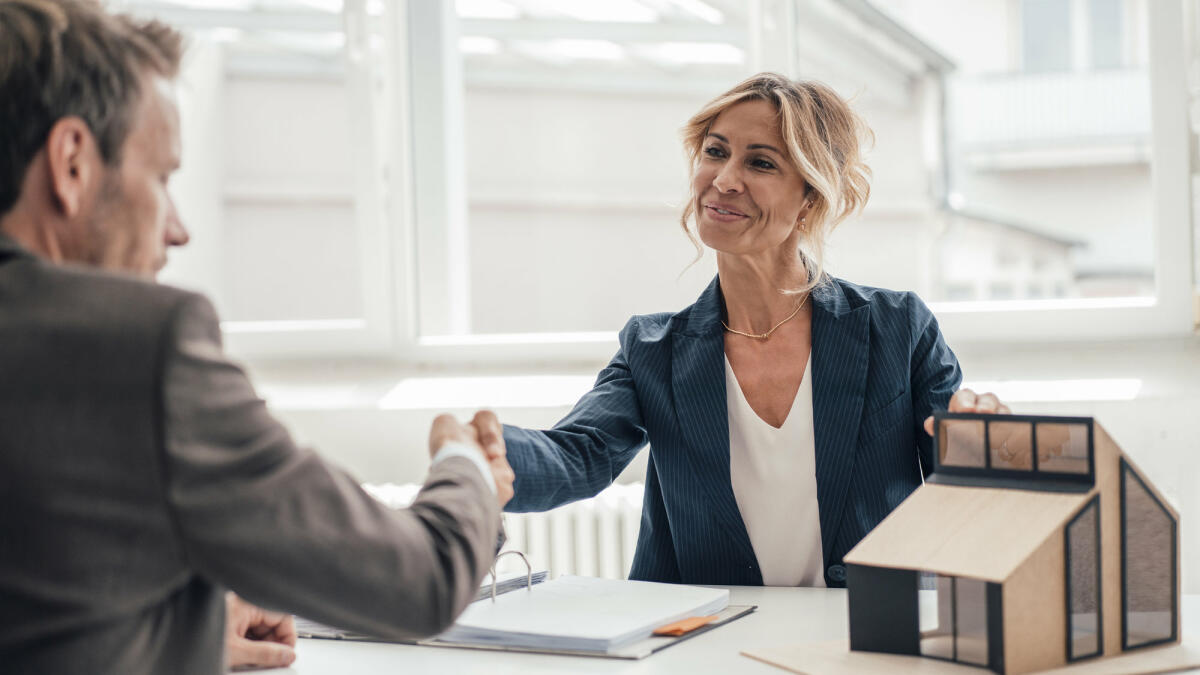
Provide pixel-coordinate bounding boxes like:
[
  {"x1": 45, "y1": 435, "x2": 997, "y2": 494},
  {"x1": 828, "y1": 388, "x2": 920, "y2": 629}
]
[{"x1": 471, "y1": 73, "x2": 1007, "y2": 587}]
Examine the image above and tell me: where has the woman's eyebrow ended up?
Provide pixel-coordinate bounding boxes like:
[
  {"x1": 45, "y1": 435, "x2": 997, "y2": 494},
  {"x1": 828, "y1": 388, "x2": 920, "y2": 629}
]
[
  {"x1": 747, "y1": 143, "x2": 783, "y2": 155},
  {"x1": 706, "y1": 133, "x2": 783, "y2": 156}
]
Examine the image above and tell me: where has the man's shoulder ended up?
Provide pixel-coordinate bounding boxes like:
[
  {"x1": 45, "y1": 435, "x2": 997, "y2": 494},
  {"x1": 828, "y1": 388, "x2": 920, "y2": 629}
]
[{"x1": 5, "y1": 256, "x2": 213, "y2": 334}]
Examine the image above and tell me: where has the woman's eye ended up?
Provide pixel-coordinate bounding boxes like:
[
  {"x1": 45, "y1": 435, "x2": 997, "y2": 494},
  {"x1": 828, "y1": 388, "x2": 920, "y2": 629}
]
[
  {"x1": 752, "y1": 159, "x2": 776, "y2": 170},
  {"x1": 704, "y1": 146, "x2": 726, "y2": 158}
]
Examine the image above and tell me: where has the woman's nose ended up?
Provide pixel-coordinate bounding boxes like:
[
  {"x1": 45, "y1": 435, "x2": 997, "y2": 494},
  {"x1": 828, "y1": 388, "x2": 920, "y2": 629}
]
[{"x1": 712, "y1": 163, "x2": 743, "y2": 193}]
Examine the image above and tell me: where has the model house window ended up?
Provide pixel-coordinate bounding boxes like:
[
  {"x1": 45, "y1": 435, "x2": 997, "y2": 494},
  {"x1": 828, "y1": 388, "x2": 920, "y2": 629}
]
[
  {"x1": 1121, "y1": 460, "x2": 1177, "y2": 649},
  {"x1": 988, "y1": 420, "x2": 1033, "y2": 471},
  {"x1": 954, "y1": 577, "x2": 989, "y2": 666},
  {"x1": 938, "y1": 419, "x2": 986, "y2": 468},
  {"x1": 936, "y1": 414, "x2": 1095, "y2": 486},
  {"x1": 919, "y1": 574, "x2": 990, "y2": 665},
  {"x1": 1037, "y1": 423, "x2": 1091, "y2": 474},
  {"x1": 1065, "y1": 495, "x2": 1102, "y2": 661},
  {"x1": 920, "y1": 574, "x2": 954, "y2": 659}
]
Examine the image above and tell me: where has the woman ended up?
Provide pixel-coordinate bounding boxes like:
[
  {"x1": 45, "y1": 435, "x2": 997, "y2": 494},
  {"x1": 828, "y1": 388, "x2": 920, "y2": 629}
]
[{"x1": 477, "y1": 73, "x2": 1008, "y2": 587}]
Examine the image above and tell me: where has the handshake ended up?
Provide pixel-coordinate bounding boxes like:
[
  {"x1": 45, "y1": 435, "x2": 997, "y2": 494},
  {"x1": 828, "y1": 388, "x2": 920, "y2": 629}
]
[{"x1": 429, "y1": 410, "x2": 516, "y2": 508}]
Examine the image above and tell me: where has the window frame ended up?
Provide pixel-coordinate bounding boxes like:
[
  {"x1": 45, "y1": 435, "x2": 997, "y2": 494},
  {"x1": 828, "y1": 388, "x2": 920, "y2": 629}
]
[
  {"x1": 161, "y1": 0, "x2": 1193, "y2": 362},
  {"x1": 1119, "y1": 458, "x2": 1179, "y2": 651},
  {"x1": 384, "y1": 0, "x2": 1193, "y2": 367},
  {"x1": 929, "y1": 412, "x2": 1096, "y2": 492},
  {"x1": 1064, "y1": 494, "x2": 1104, "y2": 662}
]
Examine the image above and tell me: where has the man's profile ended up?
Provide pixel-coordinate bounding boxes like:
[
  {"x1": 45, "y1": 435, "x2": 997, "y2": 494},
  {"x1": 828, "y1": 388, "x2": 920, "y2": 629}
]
[{"x1": 0, "y1": 1, "x2": 514, "y2": 672}]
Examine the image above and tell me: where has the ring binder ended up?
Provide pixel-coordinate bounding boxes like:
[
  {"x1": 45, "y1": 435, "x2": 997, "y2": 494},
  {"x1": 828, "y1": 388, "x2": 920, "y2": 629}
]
[{"x1": 488, "y1": 550, "x2": 534, "y2": 602}]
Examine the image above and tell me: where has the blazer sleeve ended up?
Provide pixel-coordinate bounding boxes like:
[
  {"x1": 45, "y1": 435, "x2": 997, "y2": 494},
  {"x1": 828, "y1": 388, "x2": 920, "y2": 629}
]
[
  {"x1": 503, "y1": 318, "x2": 651, "y2": 512},
  {"x1": 907, "y1": 292, "x2": 963, "y2": 476},
  {"x1": 157, "y1": 294, "x2": 499, "y2": 639}
]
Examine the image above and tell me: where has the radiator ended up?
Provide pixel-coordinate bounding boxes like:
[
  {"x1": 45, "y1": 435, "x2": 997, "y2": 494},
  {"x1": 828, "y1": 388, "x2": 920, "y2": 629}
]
[{"x1": 363, "y1": 481, "x2": 645, "y2": 580}]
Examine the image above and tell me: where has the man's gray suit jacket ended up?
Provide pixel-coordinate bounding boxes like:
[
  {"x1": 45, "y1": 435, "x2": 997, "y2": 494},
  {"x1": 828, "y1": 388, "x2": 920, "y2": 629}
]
[{"x1": 0, "y1": 235, "x2": 500, "y2": 674}]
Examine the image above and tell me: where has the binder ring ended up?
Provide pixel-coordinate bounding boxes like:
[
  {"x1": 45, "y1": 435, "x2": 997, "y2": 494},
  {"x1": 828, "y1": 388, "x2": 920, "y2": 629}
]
[{"x1": 488, "y1": 549, "x2": 533, "y2": 602}]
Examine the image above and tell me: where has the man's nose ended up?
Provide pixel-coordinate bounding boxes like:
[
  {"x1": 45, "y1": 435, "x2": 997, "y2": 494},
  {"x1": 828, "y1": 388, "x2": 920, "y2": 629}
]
[{"x1": 165, "y1": 199, "x2": 189, "y2": 247}]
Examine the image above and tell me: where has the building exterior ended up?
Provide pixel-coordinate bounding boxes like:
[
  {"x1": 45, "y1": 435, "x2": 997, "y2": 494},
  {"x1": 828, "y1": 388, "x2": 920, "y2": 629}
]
[{"x1": 844, "y1": 412, "x2": 1179, "y2": 674}]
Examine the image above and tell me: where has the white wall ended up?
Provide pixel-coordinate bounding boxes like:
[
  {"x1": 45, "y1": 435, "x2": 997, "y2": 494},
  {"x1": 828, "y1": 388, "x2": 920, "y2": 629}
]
[{"x1": 883, "y1": 0, "x2": 1014, "y2": 74}]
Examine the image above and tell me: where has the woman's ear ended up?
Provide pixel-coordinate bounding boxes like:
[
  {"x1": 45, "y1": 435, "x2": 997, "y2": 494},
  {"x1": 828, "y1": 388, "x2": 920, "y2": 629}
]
[{"x1": 797, "y1": 198, "x2": 813, "y2": 230}]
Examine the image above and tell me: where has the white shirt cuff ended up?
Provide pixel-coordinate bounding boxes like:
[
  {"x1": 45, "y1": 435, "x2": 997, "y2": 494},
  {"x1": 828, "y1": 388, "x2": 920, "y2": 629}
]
[{"x1": 431, "y1": 442, "x2": 496, "y2": 495}]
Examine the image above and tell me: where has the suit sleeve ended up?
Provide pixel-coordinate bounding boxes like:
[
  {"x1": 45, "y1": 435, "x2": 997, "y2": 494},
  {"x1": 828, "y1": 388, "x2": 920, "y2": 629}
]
[
  {"x1": 157, "y1": 294, "x2": 499, "y2": 639},
  {"x1": 503, "y1": 318, "x2": 650, "y2": 512},
  {"x1": 907, "y1": 293, "x2": 963, "y2": 476}
]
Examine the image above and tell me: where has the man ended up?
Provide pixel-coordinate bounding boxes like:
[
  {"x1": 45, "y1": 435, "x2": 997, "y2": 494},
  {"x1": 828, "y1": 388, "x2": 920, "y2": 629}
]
[{"x1": 0, "y1": 1, "x2": 514, "y2": 673}]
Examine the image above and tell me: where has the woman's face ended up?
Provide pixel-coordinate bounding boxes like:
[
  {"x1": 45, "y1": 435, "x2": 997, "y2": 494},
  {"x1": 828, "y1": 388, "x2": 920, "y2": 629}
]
[{"x1": 692, "y1": 99, "x2": 809, "y2": 258}]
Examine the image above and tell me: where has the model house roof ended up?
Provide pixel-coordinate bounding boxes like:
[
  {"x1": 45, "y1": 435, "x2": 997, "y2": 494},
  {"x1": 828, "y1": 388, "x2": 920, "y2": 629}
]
[{"x1": 843, "y1": 483, "x2": 1091, "y2": 582}]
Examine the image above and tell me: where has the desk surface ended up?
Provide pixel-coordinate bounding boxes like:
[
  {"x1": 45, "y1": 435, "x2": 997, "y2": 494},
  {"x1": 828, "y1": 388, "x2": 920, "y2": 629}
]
[{"x1": 267, "y1": 588, "x2": 1200, "y2": 674}]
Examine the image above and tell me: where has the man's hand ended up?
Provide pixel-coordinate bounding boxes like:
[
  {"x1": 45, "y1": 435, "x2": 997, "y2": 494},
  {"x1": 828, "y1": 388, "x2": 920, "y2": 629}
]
[
  {"x1": 429, "y1": 413, "x2": 481, "y2": 459},
  {"x1": 471, "y1": 410, "x2": 514, "y2": 508},
  {"x1": 922, "y1": 387, "x2": 1011, "y2": 436},
  {"x1": 429, "y1": 412, "x2": 514, "y2": 507},
  {"x1": 225, "y1": 592, "x2": 296, "y2": 670}
]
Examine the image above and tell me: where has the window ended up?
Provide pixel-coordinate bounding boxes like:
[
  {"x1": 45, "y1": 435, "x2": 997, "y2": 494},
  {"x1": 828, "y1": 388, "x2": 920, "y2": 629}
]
[
  {"x1": 1037, "y1": 422, "x2": 1091, "y2": 474},
  {"x1": 1088, "y1": 0, "x2": 1124, "y2": 69},
  {"x1": 920, "y1": 574, "x2": 954, "y2": 659},
  {"x1": 132, "y1": 0, "x2": 1192, "y2": 362},
  {"x1": 919, "y1": 573, "x2": 992, "y2": 666},
  {"x1": 1065, "y1": 495, "x2": 1102, "y2": 661},
  {"x1": 954, "y1": 577, "x2": 989, "y2": 666},
  {"x1": 934, "y1": 413, "x2": 1095, "y2": 488},
  {"x1": 1022, "y1": 0, "x2": 1072, "y2": 72},
  {"x1": 988, "y1": 420, "x2": 1032, "y2": 471},
  {"x1": 1121, "y1": 459, "x2": 1177, "y2": 649},
  {"x1": 939, "y1": 418, "x2": 985, "y2": 468},
  {"x1": 125, "y1": 0, "x2": 398, "y2": 357}
]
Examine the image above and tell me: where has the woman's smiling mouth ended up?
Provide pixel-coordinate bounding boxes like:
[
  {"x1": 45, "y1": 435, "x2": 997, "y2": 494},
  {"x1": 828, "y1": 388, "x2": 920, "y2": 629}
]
[{"x1": 704, "y1": 203, "x2": 748, "y2": 220}]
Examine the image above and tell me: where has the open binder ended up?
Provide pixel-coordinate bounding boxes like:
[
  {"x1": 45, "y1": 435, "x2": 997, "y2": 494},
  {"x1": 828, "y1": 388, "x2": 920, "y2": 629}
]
[{"x1": 297, "y1": 550, "x2": 756, "y2": 660}]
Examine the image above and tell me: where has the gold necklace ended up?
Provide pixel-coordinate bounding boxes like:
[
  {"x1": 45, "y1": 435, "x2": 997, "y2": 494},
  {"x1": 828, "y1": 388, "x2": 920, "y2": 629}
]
[{"x1": 721, "y1": 295, "x2": 809, "y2": 340}]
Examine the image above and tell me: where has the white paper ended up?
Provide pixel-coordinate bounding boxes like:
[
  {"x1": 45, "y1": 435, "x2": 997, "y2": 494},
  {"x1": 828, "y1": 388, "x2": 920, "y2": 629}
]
[{"x1": 438, "y1": 575, "x2": 730, "y2": 653}]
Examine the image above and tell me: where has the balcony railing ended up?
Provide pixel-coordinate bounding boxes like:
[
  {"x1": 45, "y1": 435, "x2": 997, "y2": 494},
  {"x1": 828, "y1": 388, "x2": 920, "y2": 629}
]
[{"x1": 950, "y1": 69, "x2": 1150, "y2": 149}]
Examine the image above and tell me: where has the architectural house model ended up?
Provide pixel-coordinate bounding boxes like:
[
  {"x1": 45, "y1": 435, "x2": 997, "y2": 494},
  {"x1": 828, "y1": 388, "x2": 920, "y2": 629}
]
[{"x1": 842, "y1": 412, "x2": 1179, "y2": 674}]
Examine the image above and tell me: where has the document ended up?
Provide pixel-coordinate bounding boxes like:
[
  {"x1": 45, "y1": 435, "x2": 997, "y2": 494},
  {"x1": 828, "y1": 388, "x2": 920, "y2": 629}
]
[
  {"x1": 296, "y1": 569, "x2": 548, "y2": 640},
  {"x1": 435, "y1": 575, "x2": 730, "y2": 654}
]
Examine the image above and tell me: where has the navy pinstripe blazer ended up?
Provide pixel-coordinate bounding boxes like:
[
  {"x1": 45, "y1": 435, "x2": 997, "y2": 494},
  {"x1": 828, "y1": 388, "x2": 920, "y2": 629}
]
[{"x1": 502, "y1": 275, "x2": 962, "y2": 587}]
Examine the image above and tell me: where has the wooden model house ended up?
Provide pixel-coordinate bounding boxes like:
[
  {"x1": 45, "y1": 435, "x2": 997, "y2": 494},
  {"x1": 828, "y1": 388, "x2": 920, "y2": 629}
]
[{"x1": 843, "y1": 412, "x2": 1179, "y2": 674}]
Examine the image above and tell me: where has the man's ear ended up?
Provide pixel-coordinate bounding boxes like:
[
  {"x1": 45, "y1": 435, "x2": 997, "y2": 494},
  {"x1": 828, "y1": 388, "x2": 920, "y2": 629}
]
[{"x1": 44, "y1": 117, "x2": 103, "y2": 219}]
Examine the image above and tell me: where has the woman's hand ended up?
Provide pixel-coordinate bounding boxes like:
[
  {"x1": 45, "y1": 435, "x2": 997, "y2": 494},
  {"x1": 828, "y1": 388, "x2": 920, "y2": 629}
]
[{"x1": 922, "y1": 388, "x2": 1011, "y2": 436}]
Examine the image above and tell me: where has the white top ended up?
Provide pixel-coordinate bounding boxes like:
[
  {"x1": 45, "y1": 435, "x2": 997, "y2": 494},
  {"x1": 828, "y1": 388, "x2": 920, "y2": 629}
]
[{"x1": 726, "y1": 354, "x2": 825, "y2": 587}]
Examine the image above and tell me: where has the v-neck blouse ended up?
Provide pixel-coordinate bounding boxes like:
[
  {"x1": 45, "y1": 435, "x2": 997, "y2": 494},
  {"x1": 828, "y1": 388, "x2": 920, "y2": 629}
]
[{"x1": 725, "y1": 353, "x2": 825, "y2": 587}]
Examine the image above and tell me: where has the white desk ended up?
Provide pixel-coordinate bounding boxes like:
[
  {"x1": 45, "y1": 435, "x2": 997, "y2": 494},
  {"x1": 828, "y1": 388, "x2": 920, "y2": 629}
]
[{"x1": 264, "y1": 589, "x2": 1199, "y2": 674}]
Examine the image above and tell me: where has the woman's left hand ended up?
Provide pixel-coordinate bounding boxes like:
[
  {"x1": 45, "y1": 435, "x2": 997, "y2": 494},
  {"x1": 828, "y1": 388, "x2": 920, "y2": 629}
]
[{"x1": 922, "y1": 388, "x2": 1011, "y2": 436}]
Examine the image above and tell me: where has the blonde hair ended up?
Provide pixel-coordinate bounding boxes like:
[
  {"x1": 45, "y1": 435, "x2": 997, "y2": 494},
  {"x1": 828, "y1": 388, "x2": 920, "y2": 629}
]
[{"x1": 680, "y1": 72, "x2": 873, "y2": 295}]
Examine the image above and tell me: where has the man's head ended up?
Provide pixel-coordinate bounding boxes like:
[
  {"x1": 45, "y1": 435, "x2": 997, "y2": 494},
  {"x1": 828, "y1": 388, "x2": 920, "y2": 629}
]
[{"x1": 0, "y1": 0, "x2": 188, "y2": 278}]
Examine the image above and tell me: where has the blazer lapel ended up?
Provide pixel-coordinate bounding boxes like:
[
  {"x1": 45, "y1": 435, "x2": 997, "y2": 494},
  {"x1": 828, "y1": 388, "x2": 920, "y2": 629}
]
[
  {"x1": 670, "y1": 277, "x2": 760, "y2": 579},
  {"x1": 810, "y1": 281, "x2": 871, "y2": 564}
]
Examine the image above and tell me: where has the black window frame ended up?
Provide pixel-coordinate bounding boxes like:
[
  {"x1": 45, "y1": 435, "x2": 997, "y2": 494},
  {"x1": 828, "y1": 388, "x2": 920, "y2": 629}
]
[
  {"x1": 1119, "y1": 458, "x2": 1178, "y2": 651},
  {"x1": 1064, "y1": 494, "x2": 1103, "y2": 662},
  {"x1": 916, "y1": 572, "x2": 1004, "y2": 672},
  {"x1": 930, "y1": 412, "x2": 1095, "y2": 492}
]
